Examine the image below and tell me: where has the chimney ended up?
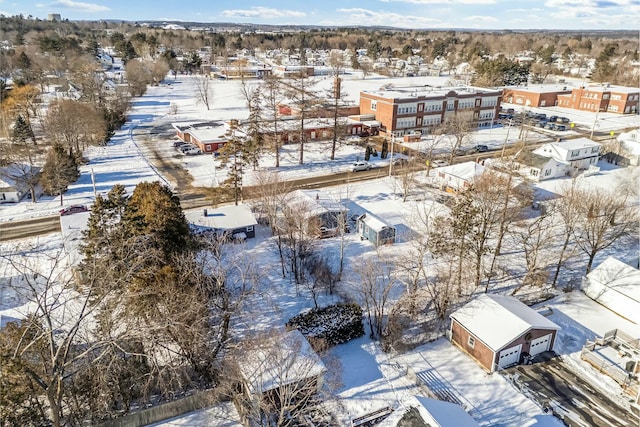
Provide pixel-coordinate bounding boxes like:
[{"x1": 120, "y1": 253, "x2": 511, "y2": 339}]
[{"x1": 203, "y1": 209, "x2": 208, "y2": 217}]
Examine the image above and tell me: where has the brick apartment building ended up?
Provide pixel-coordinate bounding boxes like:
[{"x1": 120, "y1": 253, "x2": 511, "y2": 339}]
[
  {"x1": 502, "y1": 83, "x2": 639, "y2": 114},
  {"x1": 557, "y1": 84, "x2": 639, "y2": 114},
  {"x1": 359, "y1": 86, "x2": 502, "y2": 138}
]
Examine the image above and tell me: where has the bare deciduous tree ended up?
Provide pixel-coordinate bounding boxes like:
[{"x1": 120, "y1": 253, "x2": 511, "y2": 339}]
[
  {"x1": 352, "y1": 251, "x2": 399, "y2": 339},
  {"x1": 194, "y1": 73, "x2": 214, "y2": 110},
  {"x1": 572, "y1": 186, "x2": 638, "y2": 273}
]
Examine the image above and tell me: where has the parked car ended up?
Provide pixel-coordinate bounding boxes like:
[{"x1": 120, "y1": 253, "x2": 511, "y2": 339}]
[
  {"x1": 536, "y1": 120, "x2": 548, "y2": 128},
  {"x1": 173, "y1": 141, "x2": 186, "y2": 148},
  {"x1": 558, "y1": 117, "x2": 570, "y2": 124},
  {"x1": 179, "y1": 144, "x2": 197, "y2": 152},
  {"x1": 555, "y1": 124, "x2": 567, "y2": 131},
  {"x1": 352, "y1": 161, "x2": 371, "y2": 172},
  {"x1": 548, "y1": 115, "x2": 558, "y2": 123},
  {"x1": 182, "y1": 146, "x2": 202, "y2": 155},
  {"x1": 474, "y1": 144, "x2": 489, "y2": 153},
  {"x1": 60, "y1": 205, "x2": 89, "y2": 216},
  {"x1": 545, "y1": 123, "x2": 557, "y2": 130},
  {"x1": 430, "y1": 159, "x2": 449, "y2": 168}
]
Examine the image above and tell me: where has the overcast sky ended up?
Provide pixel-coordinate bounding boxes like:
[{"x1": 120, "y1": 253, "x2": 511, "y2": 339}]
[{"x1": 2, "y1": 0, "x2": 639, "y2": 30}]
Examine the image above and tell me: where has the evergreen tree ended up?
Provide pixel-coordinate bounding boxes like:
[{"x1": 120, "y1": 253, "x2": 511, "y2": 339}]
[
  {"x1": 218, "y1": 121, "x2": 248, "y2": 206},
  {"x1": 17, "y1": 51, "x2": 31, "y2": 70},
  {"x1": 381, "y1": 141, "x2": 388, "y2": 159},
  {"x1": 126, "y1": 181, "x2": 192, "y2": 260},
  {"x1": 11, "y1": 115, "x2": 35, "y2": 144},
  {"x1": 41, "y1": 144, "x2": 79, "y2": 205}
]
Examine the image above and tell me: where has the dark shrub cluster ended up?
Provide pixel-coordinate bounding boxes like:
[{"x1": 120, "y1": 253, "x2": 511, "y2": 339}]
[{"x1": 287, "y1": 303, "x2": 364, "y2": 351}]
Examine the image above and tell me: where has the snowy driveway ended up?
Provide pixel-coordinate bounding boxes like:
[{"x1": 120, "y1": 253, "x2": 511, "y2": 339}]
[{"x1": 504, "y1": 358, "x2": 637, "y2": 427}]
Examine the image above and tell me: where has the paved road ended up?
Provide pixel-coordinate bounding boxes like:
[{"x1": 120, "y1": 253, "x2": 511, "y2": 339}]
[
  {"x1": 1, "y1": 123, "x2": 632, "y2": 242},
  {"x1": 504, "y1": 357, "x2": 637, "y2": 427}
]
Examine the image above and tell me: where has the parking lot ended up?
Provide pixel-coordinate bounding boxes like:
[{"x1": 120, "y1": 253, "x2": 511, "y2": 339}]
[{"x1": 503, "y1": 357, "x2": 637, "y2": 427}]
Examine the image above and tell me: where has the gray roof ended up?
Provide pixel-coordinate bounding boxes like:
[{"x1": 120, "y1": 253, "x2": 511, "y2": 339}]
[{"x1": 515, "y1": 151, "x2": 552, "y2": 169}]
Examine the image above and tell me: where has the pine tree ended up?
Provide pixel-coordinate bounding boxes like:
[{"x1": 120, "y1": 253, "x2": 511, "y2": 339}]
[
  {"x1": 11, "y1": 115, "x2": 35, "y2": 145},
  {"x1": 218, "y1": 120, "x2": 248, "y2": 205},
  {"x1": 126, "y1": 181, "x2": 192, "y2": 260},
  {"x1": 40, "y1": 144, "x2": 79, "y2": 206}
]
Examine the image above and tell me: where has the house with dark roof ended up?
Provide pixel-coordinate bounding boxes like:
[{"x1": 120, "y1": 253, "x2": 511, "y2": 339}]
[
  {"x1": 511, "y1": 151, "x2": 564, "y2": 182},
  {"x1": 450, "y1": 294, "x2": 560, "y2": 372}
]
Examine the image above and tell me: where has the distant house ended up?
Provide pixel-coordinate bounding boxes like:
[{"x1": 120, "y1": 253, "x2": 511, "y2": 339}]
[
  {"x1": 511, "y1": 137, "x2": 601, "y2": 181},
  {"x1": 582, "y1": 257, "x2": 640, "y2": 325},
  {"x1": 377, "y1": 395, "x2": 479, "y2": 427},
  {"x1": 188, "y1": 204, "x2": 257, "y2": 240},
  {"x1": 0, "y1": 164, "x2": 41, "y2": 203},
  {"x1": 236, "y1": 330, "x2": 326, "y2": 422},
  {"x1": 286, "y1": 190, "x2": 346, "y2": 237},
  {"x1": 436, "y1": 161, "x2": 485, "y2": 192},
  {"x1": 450, "y1": 294, "x2": 560, "y2": 372},
  {"x1": 356, "y1": 213, "x2": 396, "y2": 247},
  {"x1": 616, "y1": 129, "x2": 640, "y2": 166},
  {"x1": 172, "y1": 121, "x2": 228, "y2": 154}
]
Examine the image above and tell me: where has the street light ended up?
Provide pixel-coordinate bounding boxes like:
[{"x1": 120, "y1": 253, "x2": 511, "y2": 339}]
[{"x1": 388, "y1": 134, "x2": 395, "y2": 178}]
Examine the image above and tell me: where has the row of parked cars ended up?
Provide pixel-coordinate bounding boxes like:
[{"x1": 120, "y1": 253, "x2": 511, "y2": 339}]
[{"x1": 172, "y1": 140, "x2": 202, "y2": 155}]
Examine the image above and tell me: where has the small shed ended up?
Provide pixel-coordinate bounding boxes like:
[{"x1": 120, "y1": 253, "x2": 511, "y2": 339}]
[
  {"x1": 236, "y1": 330, "x2": 327, "y2": 420},
  {"x1": 356, "y1": 213, "x2": 396, "y2": 247},
  {"x1": 188, "y1": 204, "x2": 257, "y2": 239},
  {"x1": 450, "y1": 294, "x2": 560, "y2": 372},
  {"x1": 582, "y1": 257, "x2": 640, "y2": 325}
]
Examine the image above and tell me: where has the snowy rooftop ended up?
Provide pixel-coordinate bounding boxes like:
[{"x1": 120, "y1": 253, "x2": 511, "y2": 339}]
[
  {"x1": 378, "y1": 396, "x2": 479, "y2": 427},
  {"x1": 451, "y1": 294, "x2": 560, "y2": 352},
  {"x1": 534, "y1": 138, "x2": 600, "y2": 157},
  {"x1": 437, "y1": 161, "x2": 485, "y2": 182},
  {"x1": 186, "y1": 204, "x2": 257, "y2": 231},
  {"x1": 361, "y1": 85, "x2": 500, "y2": 100},
  {"x1": 503, "y1": 84, "x2": 573, "y2": 94},
  {"x1": 238, "y1": 329, "x2": 327, "y2": 394},
  {"x1": 584, "y1": 84, "x2": 640, "y2": 94},
  {"x1": 586, "y1": 257, "x2": 640, "y2": 303},
  {"x1": 358, "y1": 212, "x2": 393, "y2": 232},
  {"x1": 289, "y1": 189, "x2": 346, "y2": 217}
]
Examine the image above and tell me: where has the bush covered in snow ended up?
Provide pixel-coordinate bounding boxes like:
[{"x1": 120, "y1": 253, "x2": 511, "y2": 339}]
[{"x1": 287, "y1": 303, "x2": 364, "y2": 351}]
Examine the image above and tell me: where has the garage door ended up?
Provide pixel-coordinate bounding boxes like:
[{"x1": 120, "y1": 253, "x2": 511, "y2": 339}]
[
  {"x1": 498, "y1": 344, "x2": 522, "y2": 369},
  {"x1": 530, "y1": 333, "x2": 552, "y2": 356}
]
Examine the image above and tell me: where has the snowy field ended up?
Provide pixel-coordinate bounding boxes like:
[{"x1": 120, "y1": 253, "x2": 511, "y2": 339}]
[{"x1": 2, "y1": 72, "x2": 640, "y2": 426}]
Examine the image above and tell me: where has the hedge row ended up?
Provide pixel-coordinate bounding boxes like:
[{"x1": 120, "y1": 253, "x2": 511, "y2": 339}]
[{"x1": 287, "y1": 303, "x2": 364, "y2": 351}]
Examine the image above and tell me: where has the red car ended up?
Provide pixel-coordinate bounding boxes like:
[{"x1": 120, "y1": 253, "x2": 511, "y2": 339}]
[{"x1": 59, "y1": 205, "x2": 89, "y2": 216}]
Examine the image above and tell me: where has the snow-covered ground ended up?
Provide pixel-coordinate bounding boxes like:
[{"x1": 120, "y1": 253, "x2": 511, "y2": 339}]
[{"x1": 2, "y1": 72, "x2": 640, "y2": 426}]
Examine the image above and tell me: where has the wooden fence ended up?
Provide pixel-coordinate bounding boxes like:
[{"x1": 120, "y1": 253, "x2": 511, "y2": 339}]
[{"x1": 94, "y1": 389, "x2": 221, "y2": 427}]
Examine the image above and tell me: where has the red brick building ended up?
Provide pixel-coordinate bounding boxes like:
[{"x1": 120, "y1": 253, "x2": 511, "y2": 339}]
[
  {"x1": 557, "y1": 84, "x2": 639, "y2": 114},
  {"x1": 502, "y1": 84, "x2": 572, "y2": 107},
  {"x1": 359, "y1": 86, "x2": 502, "y2": 138}
]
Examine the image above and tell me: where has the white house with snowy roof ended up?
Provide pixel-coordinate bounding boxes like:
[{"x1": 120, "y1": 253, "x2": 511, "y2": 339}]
[{"x1": 435, "y1": 161, "x2": 485, "y2": 191}]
